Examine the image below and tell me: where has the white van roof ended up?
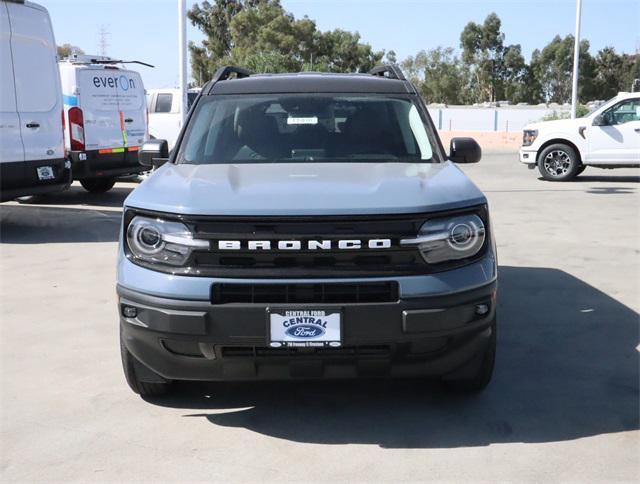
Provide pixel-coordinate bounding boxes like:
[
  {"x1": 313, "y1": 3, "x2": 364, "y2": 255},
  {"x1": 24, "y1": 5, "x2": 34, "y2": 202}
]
[{"x1": 59, "y1": 54, "x2": 154, "y2": 70}]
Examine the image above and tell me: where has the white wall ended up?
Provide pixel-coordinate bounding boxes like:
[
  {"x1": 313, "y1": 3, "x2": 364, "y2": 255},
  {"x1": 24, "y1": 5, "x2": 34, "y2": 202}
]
[{"x1": 430, "y1": 106, "x2": 571, "y2": 132}]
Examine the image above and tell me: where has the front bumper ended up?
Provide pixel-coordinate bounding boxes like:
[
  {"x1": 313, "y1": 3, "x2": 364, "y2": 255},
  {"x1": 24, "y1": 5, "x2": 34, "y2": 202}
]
[
  {"x1": 69, "y1": 149, "x2": 145, "y2": 180},
  {"x1": 519, "y1": 148, "x2": 537, "y2": 165},
  {"x1": 118, "y1": 279, "x2": 497, "y2": 381}
]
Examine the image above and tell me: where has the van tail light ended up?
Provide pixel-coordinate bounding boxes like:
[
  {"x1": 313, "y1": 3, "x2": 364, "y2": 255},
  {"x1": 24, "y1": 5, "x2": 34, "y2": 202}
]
[
  {"x1": 61, "y1": 110, "x2": 68, "y2": 156},
  {"x1": 68, "y1": 107, "x2": 85, "y2": 151}
]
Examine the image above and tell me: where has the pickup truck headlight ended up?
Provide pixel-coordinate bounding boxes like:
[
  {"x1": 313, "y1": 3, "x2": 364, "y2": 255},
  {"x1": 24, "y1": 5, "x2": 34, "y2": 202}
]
[
  {"x1": 522, "y1": 129, "x2": 538, "y2": 146},
  {"x1": 126, "y1": 216, "x2": 208, "y2": 266},
  {"x1": 400, "y1": 214, "x2": 486, "y2": 264}
]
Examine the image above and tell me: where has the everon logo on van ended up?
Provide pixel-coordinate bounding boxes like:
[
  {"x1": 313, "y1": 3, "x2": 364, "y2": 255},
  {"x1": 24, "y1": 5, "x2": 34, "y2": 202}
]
[{"x1": 92, "y1": 75, "x2": 136, "y2": 91}]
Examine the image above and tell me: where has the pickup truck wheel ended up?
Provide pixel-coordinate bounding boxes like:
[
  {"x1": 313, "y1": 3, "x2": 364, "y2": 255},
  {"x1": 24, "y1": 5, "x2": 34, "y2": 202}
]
[
  {"x1": 120, "y1": 336, "x2": 172, "y2": 397},
  {"x1": 442, "y1": 321, "x2": 496, "y2": 393},
  {"x1": 79, "y1": 178, "x2": 116, "y2": 193},
  {"x1": 538, "y1": 144, "x2": 580, "y2": 181}
]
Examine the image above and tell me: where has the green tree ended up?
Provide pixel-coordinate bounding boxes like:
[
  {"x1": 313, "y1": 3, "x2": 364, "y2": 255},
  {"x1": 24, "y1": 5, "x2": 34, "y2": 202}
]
[
  {"x1": 593, "y1": 48, "x2": 640, "y2": 96},
  {"x1": 459, "y1": 12, "x2": 506, "y2": 102},
  {"x1": 594, "y1": 47, "x2": 624, "y2": 99},
  {"x1": 501, "y1": 44, "x2": 541, "y2": 103},
  {"x1": 188, "y1": 0, "x2": 383, "y2": 81},
  {"x1": 401, "y1": 47, "x2": 464, "y2": 104},
  {"x1": 620, "y1": 53, "x2": 640, "y2": 92},
  {"x1": 530, "y1": 35, "x2": 595, "y2": 103},
  {"x1": 57, "y1": 43, "x2": 84, "y2": 59}
]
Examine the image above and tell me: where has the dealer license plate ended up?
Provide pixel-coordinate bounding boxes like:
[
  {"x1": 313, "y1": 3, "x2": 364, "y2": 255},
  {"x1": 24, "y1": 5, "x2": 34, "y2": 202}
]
[
  {"x1": 36, "y1": 166, "x2": 55, "y2": 180},
  {"x1": 269, "y1": 309, "x2": 341, "y2": 348}
]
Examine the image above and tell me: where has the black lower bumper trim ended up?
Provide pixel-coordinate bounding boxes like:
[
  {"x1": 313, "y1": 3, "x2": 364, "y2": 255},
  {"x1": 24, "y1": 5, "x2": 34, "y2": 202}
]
[
  {"x1": 118, "y1": 281, "x2": 496, "y2": 381},
  {"x1": 1, "y1": 158, "x2": 71, "y2": 202},
  {"x1": 69, "y1": 149, "x2": 144, "y2": 180}
]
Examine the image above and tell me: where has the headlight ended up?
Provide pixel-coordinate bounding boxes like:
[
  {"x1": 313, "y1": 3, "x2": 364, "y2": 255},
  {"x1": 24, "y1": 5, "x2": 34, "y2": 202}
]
[
  {"x1": 126, "y1": 216, "x2": 208, "y2": 267},
  {"x1": 522, "y1": 129, "x2": 538, "y2": 146},
  {"x1": 400, "y1": 213, "x2": 486, "y2": 264}
]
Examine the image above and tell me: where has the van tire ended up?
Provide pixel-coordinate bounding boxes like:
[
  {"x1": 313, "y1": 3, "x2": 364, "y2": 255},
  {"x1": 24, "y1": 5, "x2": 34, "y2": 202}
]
[
  {"x1": 120, "y1": 336, "x2": 172, "y2": 397},
  {"x1": 441, "y1": 320, "x2": 496, "y2": 393},
  {"x1": 80, "y1": 178, "x2": 116, "y2": 193},
  {"x1": 537, "y1": 144, "x2": 580, "y2": 181}
]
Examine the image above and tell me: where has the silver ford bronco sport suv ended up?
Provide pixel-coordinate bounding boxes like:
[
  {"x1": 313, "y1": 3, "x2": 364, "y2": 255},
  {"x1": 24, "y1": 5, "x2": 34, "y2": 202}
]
[{"x1": 118, "y1": 65, "x2": 497, "y2": 396}]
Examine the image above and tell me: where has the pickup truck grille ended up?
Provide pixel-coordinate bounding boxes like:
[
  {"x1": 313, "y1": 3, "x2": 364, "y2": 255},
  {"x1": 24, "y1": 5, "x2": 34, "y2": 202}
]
[{"x1": 183, "y1": 213, "x2": 429, "y2": 278}]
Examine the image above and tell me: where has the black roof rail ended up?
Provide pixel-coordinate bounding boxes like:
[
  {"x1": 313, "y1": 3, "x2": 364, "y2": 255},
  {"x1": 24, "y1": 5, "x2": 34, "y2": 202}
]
[
  {"x1": 369, "y1": 64, "x2": 406, "y2": 81},
  {"x1": 206, "y1": 66, "x2": 253, "y2": 93}
]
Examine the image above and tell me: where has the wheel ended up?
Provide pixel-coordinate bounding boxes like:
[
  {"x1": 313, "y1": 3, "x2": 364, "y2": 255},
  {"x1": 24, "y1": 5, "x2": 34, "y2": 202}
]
[
  {"x1": 120, "y1": 335, "x2": 172, "y2": 396},
  {"x1": 442, "y1": 321, "x2": 496, "y2": 393},
  {"x1": 537, "y1": 144, "x2": 580, "y2": 181},
  {"x1": 79, "y1": 177, "x2": 116, "y2": 193}
]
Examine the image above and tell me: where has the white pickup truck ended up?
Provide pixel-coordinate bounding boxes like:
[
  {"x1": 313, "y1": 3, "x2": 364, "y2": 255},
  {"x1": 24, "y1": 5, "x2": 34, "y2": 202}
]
[
  {"x1": 146, "y1": 88, "x2": 200, "y2": 150},
  {"x1": 519, "y1": 92, "x2": 640, "y2": 181}
]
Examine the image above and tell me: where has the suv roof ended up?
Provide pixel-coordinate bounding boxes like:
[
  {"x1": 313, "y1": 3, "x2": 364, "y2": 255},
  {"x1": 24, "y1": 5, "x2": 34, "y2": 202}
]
[{"x1": 207, "y1": 65, "x2": 415, "y2": 95}]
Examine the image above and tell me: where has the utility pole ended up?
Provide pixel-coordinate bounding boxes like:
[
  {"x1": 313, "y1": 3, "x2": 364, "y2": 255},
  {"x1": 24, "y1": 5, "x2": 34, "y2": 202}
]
[
  {"x1": 98, "y1": 25, "x2": 110, "y2": 57},
  {"x1": 178, "y1": 0, "x2": 187, "y2": 125},
  {"x1": 570, "y1": 0, "x2": 582, "y2": 118}
]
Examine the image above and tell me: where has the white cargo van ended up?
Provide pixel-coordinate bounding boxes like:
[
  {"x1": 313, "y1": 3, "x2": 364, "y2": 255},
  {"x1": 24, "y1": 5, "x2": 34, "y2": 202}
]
[
  {"x1": 146, "y1": 88, "x2": 200, "y2": 149},
  {"x1": 0, "y1": 0, "x2": 70, "y2": 202},
  {"x1": 59, "y1": 55, "x2": 150, "y2": 192}
]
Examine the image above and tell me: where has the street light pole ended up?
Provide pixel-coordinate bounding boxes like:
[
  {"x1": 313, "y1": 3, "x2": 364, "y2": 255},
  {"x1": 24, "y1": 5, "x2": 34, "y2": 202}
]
[
  {"x1": 178, "y1": 0, "x2": 187, "y2": 125},
  {"x1": 571, "y1": 0, "x2": 582, "y2": 118}
]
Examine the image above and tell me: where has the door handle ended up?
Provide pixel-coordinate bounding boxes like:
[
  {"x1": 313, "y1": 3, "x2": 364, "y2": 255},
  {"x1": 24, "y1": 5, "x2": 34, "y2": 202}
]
[
  {"x1": 124, "y1": 118, "x2": 133, "y2": 123},
  {"x1": 25, "y1": 122, "x2": 40, "y2": 129},
  {"x1": 634, "y1": 128, "x2": 640, "y2": 133}
]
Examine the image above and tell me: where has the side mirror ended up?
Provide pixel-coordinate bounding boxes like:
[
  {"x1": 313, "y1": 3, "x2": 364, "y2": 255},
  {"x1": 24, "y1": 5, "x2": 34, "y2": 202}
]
[
  {"x1": 592, "y1": 114, "x2": 607, "y2": 126},
  {"x1": 449, "y1": 137, "x2": 481, "y2": 164},
  {"x1": 139, "y1": 139, "x2": 169, "y2": 168}
]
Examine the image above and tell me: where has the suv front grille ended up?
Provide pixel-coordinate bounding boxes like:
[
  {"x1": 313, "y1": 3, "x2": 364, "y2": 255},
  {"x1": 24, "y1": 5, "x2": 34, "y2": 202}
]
[
  {"x1": 124, "y1": 207, "x2": 488, "y2": 277},
  {"x1": 212, "y1": 281, "x2": 399, "y2": 304},
  {"x1": 189, "y1": 213, "x2": 429, "y2": 278}
]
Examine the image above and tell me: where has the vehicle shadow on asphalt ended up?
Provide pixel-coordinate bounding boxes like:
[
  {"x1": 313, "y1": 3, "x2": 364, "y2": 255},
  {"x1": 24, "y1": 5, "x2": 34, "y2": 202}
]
[
  {"x1": 13, "y1": 183, "x2": 134, "y2": 208},
  {"x1": 0, "y1": 204, "x2": 122, "y2": 243},
  {"x1": 147, "y1": 265, "x2": 639, "y2": 448},
  {"x1": 570, "y1": 175, "x2": 640, "y2": 183},
  {"x1": 535, "y1": 175, "x2": 640, "y2": 185}
]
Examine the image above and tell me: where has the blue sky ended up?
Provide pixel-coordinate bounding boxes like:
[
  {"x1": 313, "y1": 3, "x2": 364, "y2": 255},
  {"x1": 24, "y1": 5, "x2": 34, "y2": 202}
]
[{"x1": 43, "y1": 0, "x2": 640, "y2": 88}]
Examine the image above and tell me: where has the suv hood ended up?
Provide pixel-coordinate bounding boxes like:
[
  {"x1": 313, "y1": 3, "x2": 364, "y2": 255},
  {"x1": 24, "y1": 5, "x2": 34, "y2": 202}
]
[{"x1": 125, "y1": 162, "x2": 486, "y2": 216}]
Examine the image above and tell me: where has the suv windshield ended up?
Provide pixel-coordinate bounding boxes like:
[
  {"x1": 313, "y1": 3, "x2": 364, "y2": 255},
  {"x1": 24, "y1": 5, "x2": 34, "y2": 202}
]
[{"x1": 177, "y1": 94, "x2": 436, "y2": 164}]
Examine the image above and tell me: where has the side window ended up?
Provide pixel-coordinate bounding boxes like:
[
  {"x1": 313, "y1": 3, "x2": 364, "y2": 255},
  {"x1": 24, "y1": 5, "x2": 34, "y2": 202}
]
[
  {"x1": 154, "y1": 93, "x2": 173, "y2": 113},
  {"x1": 603, "y1": 100, "x2": 640, "y2": 125}
]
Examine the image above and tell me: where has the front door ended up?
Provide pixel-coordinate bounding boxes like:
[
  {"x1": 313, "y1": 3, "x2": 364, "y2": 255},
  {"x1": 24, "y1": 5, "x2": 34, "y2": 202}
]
[{"x1": 586, "y1": 98, "x2": 640, "y2": 164}]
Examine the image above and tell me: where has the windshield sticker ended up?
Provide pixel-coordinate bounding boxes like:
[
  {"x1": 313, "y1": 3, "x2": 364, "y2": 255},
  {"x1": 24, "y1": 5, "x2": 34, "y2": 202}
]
[{"x1": 287, "y1": 116, "x2": 318, "y2": 125}]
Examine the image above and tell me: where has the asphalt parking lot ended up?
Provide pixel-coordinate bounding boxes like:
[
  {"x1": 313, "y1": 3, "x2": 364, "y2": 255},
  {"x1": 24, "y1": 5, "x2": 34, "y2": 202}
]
[{"x1": 1, "y1": 153, "x2": 638, "y2": 482}]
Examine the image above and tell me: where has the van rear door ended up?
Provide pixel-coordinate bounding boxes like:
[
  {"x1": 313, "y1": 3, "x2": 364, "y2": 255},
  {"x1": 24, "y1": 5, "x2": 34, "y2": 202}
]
[
  {"x1": 116, "y1": 70, "x2": 147, "y2": 150},
  {"x1": 0, "y1": 1, "x2": 24, "y2": 164},
  {"x1": 77, "y1": 68, "x2": 124, "y2": 151},
  {"x1": 6, "y1": 0, "x2": 63, "y2": 163}
]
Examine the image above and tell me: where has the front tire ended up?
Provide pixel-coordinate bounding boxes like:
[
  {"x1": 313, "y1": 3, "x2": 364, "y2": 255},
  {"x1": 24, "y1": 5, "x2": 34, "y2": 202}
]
[
  {"x1": 538, "y1": 144, "x2": 581, "y2": 181},
  {"x1": 80, "y1": 177, "x2": 116, "y2": 193},
  {"x1": 120, "y1": 335, "x2": 172, "y2": 397}
]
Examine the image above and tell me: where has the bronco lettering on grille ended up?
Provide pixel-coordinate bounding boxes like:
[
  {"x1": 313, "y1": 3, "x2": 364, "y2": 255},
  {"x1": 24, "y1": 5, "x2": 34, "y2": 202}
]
[{"x1": 216, "y1": 239, "x2": 392, "y2": 250}]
